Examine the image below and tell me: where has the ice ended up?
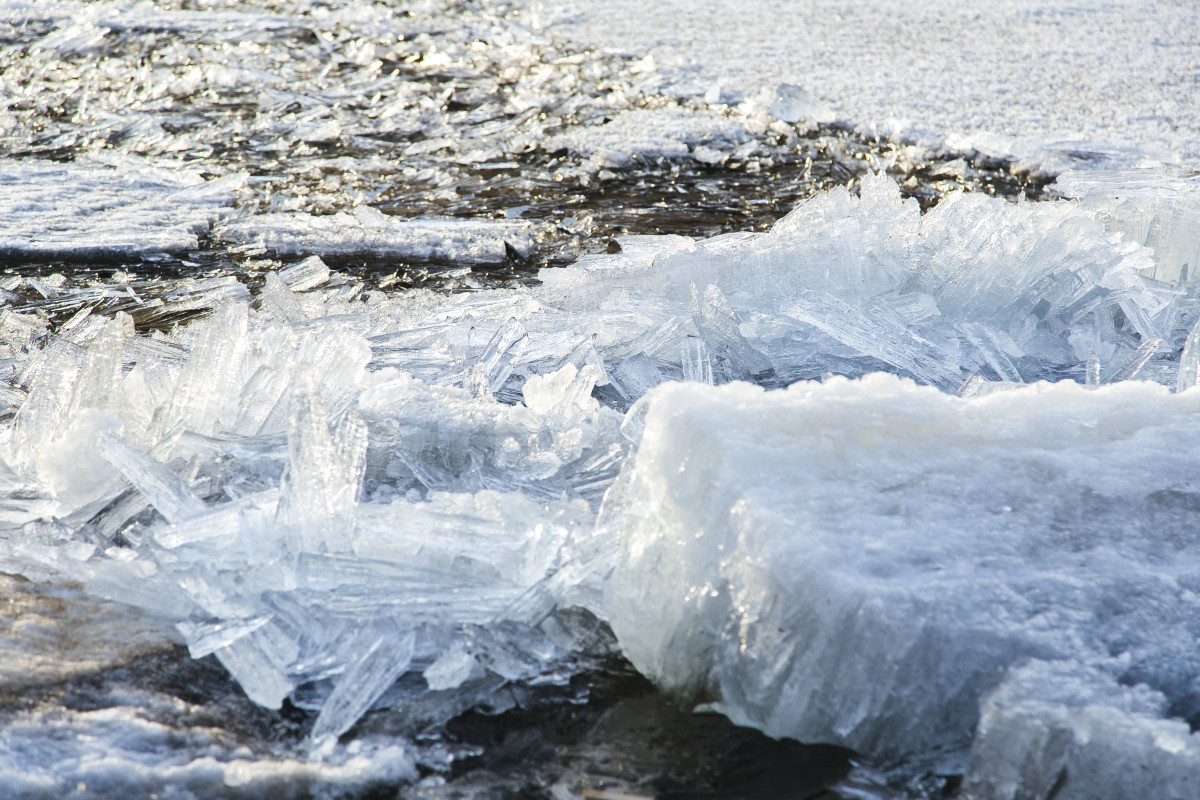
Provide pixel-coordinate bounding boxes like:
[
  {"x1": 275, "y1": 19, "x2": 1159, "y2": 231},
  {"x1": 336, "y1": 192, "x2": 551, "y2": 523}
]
[
  {"x1": 216, "y1": 211, "x2": 539, "y2": 264},
  {"x1": 97, "y1": 433, "x2": 206, "y2": 524},
  {"x1": 278, "y1": 256, "x2": 331, "y2": 292},
  {"x1": 545, "y1": 108, "x2": 747, "y2": 166},
  {"x1": 423, "y1": 640, "x2": 479, "y2": 692},
  {"x1": 2, "y1": 169, "x2": 1191, "y2": 762},
  {"x1": 537, "y1": 172, "x2": 1178, "y2": 389},
  {"x1": 310, "y1": 627, "x2": 416, "y2": 745},
  {"x1": 0, "y1": 160, "x2": 243, "y2": 259},
  {"x1": 1177, "y1": 319, "x2": 1200, "y2": 392},
  {"x1": 1056, "y1": 167, "x2": 1200, "y2": 290},
  {"x1": 767, "y1": 84, "x2": 836, "y2": 126},
  {"x1": 603, "y1": 375, "x2": 1200, "y2": 777},
  {"x1": 963, "y1": 662, "x2": 1200, "y2": 800}
]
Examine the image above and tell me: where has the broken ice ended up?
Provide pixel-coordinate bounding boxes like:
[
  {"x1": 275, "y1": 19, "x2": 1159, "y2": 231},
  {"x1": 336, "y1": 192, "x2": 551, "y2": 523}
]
[
  {"x1": 603, "y1": 374, "x2": 1200, "y2": 794},
  {"x1": 1, "y1": 161, "x2": 1198, "y2": 800}
]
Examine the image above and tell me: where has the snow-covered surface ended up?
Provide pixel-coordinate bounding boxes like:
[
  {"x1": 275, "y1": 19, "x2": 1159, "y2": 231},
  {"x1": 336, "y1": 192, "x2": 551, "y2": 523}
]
[{"x1": 536, "y1": 0, "x2": 1200, "y2": 167}]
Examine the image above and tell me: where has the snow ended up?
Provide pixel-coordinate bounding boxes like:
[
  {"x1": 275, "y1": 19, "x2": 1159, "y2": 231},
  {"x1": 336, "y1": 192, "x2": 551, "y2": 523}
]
[{"x1": 535, "y1": 0, "x2": 1200, "y2": 167}]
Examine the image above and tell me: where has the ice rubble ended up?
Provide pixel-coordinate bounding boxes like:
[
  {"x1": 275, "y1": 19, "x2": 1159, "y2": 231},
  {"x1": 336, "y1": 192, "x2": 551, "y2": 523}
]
[
  {"x1": 604, "y1": 375, "x2": 1200, "y2": 789},
  {"x1": 0, "y1": 160, "x2": 242, "y2": 259},
  {"x1": 1056, "y1": 166, "x2": 1200, "y2": 291},
  {"x1": 0, "y1": 171, "x2": 1194, "y2": 784},
  {"x1": 545, "y1": 107, "x2": 748, "y2": 167}
]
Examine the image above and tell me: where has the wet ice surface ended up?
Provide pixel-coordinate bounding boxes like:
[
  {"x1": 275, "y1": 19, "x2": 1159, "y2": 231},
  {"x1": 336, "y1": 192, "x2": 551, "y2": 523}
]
[{"x1": 2, "y1": 1, "x2": 1200, "y2": 799}]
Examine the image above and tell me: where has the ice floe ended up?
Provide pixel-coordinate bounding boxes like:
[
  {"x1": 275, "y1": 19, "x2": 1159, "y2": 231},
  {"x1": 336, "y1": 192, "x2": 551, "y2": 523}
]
[
  {"x1": 604, "y1": 375, "x2": 1200, "y2": 790},
  {"x1": 0, "y1": 160, "x2": 242, "y2": 259},
  {"x1": 215, "y1": 208, "x2": 539, "y2": 263}
]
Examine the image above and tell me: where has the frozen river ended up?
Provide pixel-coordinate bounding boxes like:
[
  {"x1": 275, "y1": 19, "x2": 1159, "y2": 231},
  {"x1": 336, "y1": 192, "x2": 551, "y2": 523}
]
[{"x1": 1, "y1": 1, "x2": 1199, "y2": 798}]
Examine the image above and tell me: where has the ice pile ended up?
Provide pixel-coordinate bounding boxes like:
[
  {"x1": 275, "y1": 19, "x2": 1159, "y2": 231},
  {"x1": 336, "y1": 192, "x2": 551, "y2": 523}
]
[
  {"x1": 0, "y1": 160, "x2": 242, "y2": 259},
  {"x1": 603, "y1": 375, "x2": 1200, "y2": 795},
  {"x1": 0, "y1": 290, "x2": 622, "y2": 746},
  {"x1": 0, "y1": 170, "x2": 1195, "y2": 788},
  {"x1": 1056, "y1": 166, "x2": 1200, "y2": 292},
  {"x1": 538, "y1": 172, "x2": 1180, "y2": 392}
]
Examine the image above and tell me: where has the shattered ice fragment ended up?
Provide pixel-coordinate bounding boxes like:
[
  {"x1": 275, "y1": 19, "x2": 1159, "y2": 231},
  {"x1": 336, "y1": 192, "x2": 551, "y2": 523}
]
[
  {"x1": 1102, "y1": 337, "x2": 1160, "y2": 383},
  {"x1": 611, "y1": 353, "x2": 664, "y2": 403},
  {"x1": 1178, "y1": 319, "x2": 1200, "y2": 393},
  {"x1": 769, "y1": 84, "x2": 836, "y2": 125},
  {"x1": 423, "y1": 640, "x2": 478, "y2": 692},
  {"x1": 473, "y1": 318, "x2": 529, "y2": 395},
  {"x1": 216, "y1": 212, "x2": 538, "y2": 264},
  {"x1": 310, "y1": 628, "x2": 416, "y2": 744},
  {"x1": 97, "y1": 433, "x2": 206, "y2": 523},
  {"x1": 278, "y1": 255, "x2": 331, "y2": 291},
  {"x1": 177, "y1": 614, "x2": 273, "y2": 659}
]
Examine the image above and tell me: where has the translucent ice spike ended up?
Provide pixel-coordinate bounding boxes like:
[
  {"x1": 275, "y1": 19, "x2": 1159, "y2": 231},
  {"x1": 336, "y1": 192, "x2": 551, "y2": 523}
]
[
  {"x1": 213, "y1": 632, "x2": 293, "y2": 710},
  {"x1": 276, "y1": 376, "x2": 366, "y2": 554},
  {"x1": 690, "y1": 283, "x2": 771, "y2": 377},
  {"x1": 1177, "y1": 319, "x2": 1200, "y2": 393},
  {"x1": 611, "y1": 353, "x2": 665, "y2": 403},
  {"x1": 1103, "y1": 338, "x2": 1162, "y2": 383},
  {"x1": 956, "y1": 374, "x2": 984, "y2": 397},
  {"x1": 278, "y1": 255, "x2": 330, "y2": 291},
  {"x1": 177, "y1": 614, "x2": 273, "y2": 659},
  {"x1": 1086, "y1": 354, "x2": 1101, "y2": 387},
  {"x1": 475, "y1": 318, "x2": 529, "y2": 395},
  {"x1": 786, "y1": 291, "x2": 961, "y2": 389},
  {"x1": 959, "y1": 323, "x2": 1021, "y2": 383},
  {"x1": 310, "y1": 627, "x2": 416, "y2": 745},
  {"x1": 260, "y1": 271, "x2": 304, "y2": 324},
  {"x1": 156, "y1": 302, "x2": 249, "y2": 441},
  {"x1": 682, "y1": 336, "x2": 714, "y2": 384},
  {"x1": 96, "y1": 432, "x2": 206, "y2": 523}
]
